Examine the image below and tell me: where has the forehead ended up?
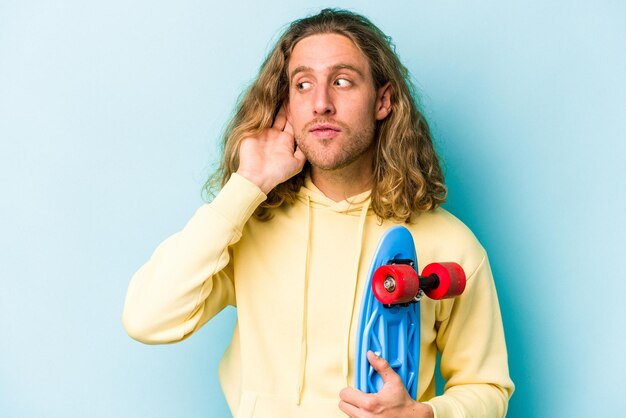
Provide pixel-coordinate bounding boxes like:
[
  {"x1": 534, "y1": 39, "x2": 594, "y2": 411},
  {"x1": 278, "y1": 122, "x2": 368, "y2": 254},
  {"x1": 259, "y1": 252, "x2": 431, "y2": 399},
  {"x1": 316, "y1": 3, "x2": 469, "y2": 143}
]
[{"x1": 288, "y1": 33, "x2": 371, "y2": 77}]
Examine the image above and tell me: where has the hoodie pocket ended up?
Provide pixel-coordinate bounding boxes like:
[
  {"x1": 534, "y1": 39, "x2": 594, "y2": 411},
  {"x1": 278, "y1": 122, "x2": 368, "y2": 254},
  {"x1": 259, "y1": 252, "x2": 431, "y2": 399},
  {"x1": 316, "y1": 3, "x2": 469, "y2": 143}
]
[
  {"x1": 235, "y1": 391, "x2": 257, "y2": 418},
  {"x1": 242, "y1": 394, "x2": 346, "y2": 417}
]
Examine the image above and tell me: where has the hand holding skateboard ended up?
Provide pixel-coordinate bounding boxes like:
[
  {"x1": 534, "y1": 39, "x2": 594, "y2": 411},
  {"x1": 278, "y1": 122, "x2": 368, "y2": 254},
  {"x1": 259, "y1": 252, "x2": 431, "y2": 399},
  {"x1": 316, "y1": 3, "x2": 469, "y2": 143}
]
[{"x1": 340, "y1": 351, "x2": 434, "y2": 418}]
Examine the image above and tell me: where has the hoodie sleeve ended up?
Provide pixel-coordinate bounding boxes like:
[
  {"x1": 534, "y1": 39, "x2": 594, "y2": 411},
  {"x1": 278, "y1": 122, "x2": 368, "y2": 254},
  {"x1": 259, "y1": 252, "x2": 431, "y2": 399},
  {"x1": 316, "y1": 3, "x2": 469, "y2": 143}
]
[
  {"x1": 122, "y1": 173, "x2": 267, "y2": 344},
  {"x1": 424, "y1": 255, "x2": 515, "y2": 418}
]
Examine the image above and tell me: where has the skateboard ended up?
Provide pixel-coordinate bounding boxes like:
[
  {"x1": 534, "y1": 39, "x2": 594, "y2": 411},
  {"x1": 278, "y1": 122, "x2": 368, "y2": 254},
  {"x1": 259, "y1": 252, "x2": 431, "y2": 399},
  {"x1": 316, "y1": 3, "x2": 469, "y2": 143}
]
[{"x1": 354, "y1": 226, "x2": 467, "y2": 398}]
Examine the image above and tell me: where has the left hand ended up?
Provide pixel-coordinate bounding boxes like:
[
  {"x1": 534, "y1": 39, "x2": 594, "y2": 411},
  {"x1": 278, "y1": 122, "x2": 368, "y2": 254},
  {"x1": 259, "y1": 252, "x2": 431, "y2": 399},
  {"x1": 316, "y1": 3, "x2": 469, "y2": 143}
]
[{"x1": 338, "y1": 351, "x2": 434, "y2": 418}]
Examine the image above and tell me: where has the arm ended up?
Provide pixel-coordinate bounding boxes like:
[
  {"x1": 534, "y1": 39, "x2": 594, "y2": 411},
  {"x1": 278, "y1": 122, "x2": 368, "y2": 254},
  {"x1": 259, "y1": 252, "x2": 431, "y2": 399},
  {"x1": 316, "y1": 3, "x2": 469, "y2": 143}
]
[
  {"x1": 122, "y1": 108, "x2": 305, "y2": 344},
  {"x1": 424, "y1": 255, "x2": 515, "y2": 418},
  {"x1": 122, "y1": 174, "x2": 266, "y2": 344}
]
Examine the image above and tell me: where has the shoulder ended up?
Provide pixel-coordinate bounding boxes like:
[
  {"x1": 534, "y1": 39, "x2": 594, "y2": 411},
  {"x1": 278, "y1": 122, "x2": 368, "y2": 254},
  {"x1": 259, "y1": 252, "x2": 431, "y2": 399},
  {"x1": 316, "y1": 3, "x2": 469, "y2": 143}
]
[{"x1": 404, "y1": 208, "x2": 486, "y2": 275}]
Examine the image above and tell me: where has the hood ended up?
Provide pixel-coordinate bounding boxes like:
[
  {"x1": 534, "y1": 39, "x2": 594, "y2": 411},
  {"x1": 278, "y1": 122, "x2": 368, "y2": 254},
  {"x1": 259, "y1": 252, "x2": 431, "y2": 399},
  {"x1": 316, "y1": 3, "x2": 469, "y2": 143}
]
[
  {"x1": 293, "y1": 175, "x2": 373, "y2": 404},
  {"x1": 297, "y1": 175, "x2": 373, "y2": 215}
]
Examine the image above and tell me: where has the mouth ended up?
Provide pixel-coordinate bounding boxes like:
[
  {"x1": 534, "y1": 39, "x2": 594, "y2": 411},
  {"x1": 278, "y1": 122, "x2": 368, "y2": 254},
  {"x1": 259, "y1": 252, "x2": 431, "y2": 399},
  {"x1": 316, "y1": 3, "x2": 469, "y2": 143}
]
[{"x1": 309, "y1": 123, "x2": 341, "y2": 138}]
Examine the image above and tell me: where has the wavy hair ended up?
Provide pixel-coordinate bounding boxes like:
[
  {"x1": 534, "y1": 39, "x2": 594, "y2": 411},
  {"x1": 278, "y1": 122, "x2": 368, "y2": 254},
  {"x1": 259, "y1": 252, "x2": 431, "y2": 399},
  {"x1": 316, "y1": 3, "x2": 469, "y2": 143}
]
[{"x1": 203, "y1": 8, "x2": 447, "y2": 222}]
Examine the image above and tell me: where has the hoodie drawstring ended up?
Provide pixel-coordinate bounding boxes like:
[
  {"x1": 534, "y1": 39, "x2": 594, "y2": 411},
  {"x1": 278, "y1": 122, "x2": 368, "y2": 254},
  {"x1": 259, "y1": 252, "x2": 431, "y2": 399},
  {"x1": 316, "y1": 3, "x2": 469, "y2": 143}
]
[
  {"x1": 296, "y1": 195, "x2": 312, "y2": 405},
  {"x1": 294, "y1": 183, "x2": 372, "y2": 405},
  {"x1": 341, "y1": 200, "x2": 370, "y2": 387}
]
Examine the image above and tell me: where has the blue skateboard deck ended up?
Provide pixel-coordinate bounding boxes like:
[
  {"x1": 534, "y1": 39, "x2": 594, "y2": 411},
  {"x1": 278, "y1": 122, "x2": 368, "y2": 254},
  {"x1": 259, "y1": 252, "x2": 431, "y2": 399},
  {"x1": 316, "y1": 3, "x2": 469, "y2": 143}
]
[{"x1": 354, "y1": 226, "x2": 420, "y2": 398}]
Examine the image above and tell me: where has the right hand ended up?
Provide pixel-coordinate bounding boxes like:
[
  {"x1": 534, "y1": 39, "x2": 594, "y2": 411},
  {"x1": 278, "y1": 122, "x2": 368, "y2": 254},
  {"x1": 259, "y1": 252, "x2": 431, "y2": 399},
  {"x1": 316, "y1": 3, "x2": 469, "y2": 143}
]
[{"x1": 236, "y1": 107, "x2": 306, "y2": 195}]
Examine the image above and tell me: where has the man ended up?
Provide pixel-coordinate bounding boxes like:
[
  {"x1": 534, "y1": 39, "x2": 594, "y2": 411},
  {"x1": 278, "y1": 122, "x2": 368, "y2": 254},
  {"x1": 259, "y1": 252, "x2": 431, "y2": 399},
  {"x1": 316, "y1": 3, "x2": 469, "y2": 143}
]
[{"x1": 123, "y1": 9, "x2": 514, "y2": 418}]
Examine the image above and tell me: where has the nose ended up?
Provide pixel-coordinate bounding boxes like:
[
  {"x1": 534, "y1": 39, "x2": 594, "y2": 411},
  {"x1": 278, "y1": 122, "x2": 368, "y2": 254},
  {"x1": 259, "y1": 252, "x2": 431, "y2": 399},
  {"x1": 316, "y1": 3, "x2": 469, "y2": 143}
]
[{"x1": 313, "y1": 85, "x2": 336, "y2": 116}]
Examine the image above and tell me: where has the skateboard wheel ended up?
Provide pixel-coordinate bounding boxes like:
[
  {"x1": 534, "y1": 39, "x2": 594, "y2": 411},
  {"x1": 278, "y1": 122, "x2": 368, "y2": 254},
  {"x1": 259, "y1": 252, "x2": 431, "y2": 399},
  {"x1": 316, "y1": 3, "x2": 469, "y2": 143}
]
[
  {"x1": 372, "y1": 264, "x2": 419, "y2": 305},
  {"x1": 421, "y1": 262, "x2": 466, "y2": 300}
]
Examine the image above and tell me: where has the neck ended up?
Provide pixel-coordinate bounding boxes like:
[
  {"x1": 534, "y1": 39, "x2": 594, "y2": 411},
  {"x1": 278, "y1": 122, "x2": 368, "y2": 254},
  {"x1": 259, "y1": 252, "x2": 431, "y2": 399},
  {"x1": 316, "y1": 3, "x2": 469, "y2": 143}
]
[{"x1": 310, "y1": 155, "x2": 374, "y2": 202}]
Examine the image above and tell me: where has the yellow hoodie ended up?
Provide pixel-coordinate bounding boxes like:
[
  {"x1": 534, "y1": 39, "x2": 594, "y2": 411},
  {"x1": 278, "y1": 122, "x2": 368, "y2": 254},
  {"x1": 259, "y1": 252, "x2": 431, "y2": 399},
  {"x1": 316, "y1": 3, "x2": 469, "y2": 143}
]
[{"x1": 123, "y1": 173, "x2": 514, "y2": 417}]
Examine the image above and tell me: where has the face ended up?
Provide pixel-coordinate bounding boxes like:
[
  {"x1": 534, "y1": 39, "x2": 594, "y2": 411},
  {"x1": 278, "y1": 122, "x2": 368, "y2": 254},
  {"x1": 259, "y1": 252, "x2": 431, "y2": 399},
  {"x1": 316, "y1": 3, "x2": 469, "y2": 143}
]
[{"x1": 286, "y1": 33, "x2": 391, "y2": 172}]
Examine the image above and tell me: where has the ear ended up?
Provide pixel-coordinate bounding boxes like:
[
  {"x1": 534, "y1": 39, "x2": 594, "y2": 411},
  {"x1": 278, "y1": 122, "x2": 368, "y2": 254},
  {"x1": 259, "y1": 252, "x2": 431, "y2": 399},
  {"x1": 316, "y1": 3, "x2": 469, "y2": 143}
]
[{"x1": 375, "y1": 82, "x2": 392, "y2": 121}]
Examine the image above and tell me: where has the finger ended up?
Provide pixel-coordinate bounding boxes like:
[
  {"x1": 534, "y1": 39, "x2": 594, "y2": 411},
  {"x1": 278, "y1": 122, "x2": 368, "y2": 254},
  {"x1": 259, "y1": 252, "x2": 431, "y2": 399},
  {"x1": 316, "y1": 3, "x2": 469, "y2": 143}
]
[
  {"x1": 338, "y1": 399, "x2": 363, "y2": 418},
  {"x1": 273, "y1": 107, "x2": 287, "y2": 131},
  {"x1": 284, "y1": 120, "x2": 294, "y2": 135},
  {"x1": 339, "y1": 387, "x2": 361, "y2": 404},
  {"x1": 339, "y1": 387, "x2": 376, "y2": 409},
  {"x1": 294, "y1": 145, "x2": 306, "y2": 167},
  {"x1": 367, "y1": 350, "x2": 398, "y2": 385}
]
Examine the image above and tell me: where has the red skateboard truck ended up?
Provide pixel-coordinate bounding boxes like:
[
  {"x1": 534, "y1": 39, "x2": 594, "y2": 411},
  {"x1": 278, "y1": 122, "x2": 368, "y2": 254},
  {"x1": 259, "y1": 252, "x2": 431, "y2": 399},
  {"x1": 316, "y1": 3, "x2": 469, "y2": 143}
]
[{"x1": 372, "y1": 261, "x2": 467, "y2": 306}]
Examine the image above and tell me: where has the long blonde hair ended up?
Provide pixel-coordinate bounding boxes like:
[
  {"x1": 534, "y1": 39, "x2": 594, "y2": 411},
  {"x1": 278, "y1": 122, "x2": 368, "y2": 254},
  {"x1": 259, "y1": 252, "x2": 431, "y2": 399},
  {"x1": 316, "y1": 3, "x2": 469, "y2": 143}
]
[{"x1": 204, "y1": 8, "x2": 447, "y2": 222}]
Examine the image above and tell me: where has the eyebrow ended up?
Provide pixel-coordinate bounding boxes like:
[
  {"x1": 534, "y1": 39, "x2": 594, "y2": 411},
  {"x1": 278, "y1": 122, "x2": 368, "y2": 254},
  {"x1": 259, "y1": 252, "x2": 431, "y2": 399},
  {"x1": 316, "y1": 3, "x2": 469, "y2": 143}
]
[{"x1": 289, "y1": 64, "x2": 365, "y2": 83}]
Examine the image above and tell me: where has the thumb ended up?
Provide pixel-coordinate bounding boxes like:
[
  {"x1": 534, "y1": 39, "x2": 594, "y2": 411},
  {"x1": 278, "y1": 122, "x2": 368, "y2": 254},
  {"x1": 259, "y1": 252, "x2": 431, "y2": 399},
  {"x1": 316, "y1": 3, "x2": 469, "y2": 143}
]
[
  {"x1": 367, "y1": 350, "x2": 398, "y2": 385},
  {"x1": 294, "y1": 145, "x2": 306, "y2": 166}
]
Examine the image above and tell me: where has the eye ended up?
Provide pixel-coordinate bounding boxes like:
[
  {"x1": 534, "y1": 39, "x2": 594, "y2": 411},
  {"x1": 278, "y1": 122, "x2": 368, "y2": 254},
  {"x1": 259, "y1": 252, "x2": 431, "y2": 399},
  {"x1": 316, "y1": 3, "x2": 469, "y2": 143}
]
[
  {"x1": 296, "y1": 81, "x2": 312, "y2": 91},
  {"x1": 334, "y1": 78, "x2": 351, "y2": 87}
]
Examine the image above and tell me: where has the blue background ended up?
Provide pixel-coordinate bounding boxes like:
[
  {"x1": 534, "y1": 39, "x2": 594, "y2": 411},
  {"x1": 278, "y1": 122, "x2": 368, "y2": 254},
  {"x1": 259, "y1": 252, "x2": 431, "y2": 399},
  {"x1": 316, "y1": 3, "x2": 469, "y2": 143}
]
[{"x1": 1, "y1": 1, "x2": 624, "y2": 417}]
